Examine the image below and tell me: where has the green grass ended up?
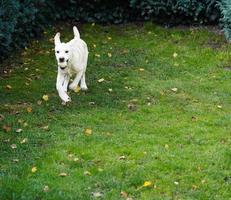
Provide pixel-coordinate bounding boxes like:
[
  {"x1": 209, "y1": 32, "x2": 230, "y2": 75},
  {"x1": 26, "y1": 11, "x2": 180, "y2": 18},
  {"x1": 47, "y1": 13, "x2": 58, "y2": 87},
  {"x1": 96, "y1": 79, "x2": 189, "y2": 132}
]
[{"x1": 0, "y1": 23, "x2": 231, "y2": 200}]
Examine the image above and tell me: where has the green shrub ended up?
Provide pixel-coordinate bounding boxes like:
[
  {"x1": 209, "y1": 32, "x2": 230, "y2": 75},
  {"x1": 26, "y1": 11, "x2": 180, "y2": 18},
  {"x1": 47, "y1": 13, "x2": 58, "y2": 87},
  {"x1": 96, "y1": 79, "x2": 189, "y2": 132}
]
[
  {"x1": 129, "y1": 0, "x2": 220, "y2": 24},
  {"x1": 220, "y1": 0, "x2": 231, "y2": 40},
  {"x1": 0, "y1": 0, "x2": 224, "y2": 60}
]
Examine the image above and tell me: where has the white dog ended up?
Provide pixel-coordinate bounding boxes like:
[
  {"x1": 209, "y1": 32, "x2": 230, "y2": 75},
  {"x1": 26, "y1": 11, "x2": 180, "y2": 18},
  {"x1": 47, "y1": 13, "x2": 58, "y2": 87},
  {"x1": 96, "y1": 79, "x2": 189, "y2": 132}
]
[{"x1": 54, "y1": 26, "x2": 88, "y2": 103}]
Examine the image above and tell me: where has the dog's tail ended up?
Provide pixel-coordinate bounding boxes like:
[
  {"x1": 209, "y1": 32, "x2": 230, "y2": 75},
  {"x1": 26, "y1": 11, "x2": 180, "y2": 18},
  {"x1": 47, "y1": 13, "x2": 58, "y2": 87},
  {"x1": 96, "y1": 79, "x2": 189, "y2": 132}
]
[{"x1": 73, "y1": 26, "x2": 80, "y2": 39}]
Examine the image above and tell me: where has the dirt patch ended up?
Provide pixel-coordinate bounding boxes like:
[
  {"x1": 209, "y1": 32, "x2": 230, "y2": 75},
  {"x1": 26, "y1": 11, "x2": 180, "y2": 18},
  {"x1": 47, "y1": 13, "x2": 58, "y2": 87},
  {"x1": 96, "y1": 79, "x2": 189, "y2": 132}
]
[{"x1": 224, "y1": 66, "x2": 231, "y2": 71}]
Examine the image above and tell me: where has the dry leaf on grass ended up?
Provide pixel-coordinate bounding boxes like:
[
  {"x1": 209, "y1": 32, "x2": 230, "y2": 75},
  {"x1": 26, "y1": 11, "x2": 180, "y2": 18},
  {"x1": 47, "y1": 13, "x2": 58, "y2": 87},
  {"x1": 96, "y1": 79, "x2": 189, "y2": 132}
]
[
  {"x1": 74, "y1": 86, "x2": 81, "y2": 93},
  {"x1": 84, "y1": 171, "x2": 91, "y2": 176},
  {"x1": 43, "y1": 185, "x2": 49, "y2": 192},
  {"x1": 107, "y1": 53, "x2": 112, "y2": 58},
  {"x1": 10, "y1": 144, "x2": 17, "y2": 149},
  {"x1": 97, "y1": 78, "x2": 104, "y2": 83},
  {"x1": 84, "y1": 128, "x2": 92, "y2": 136},
  {"x1": 143, "y1": 181, "x2": 152, "y2": 187},
  {"x1": 120, "y1": 191, "x2": 128, "y2": 198},
  {"x1": 42, "y1": 95, "x2": 49, "y2": 101},
  {"x1": 20, "y1": 138, "x2": 28, "y2": 144},
  {"x1": 92, "y1": 191, "x2": 103, "y2": 198},
  {"x1": 16, "y1": 128, "x2": 23, "y2": 133},
  {"x1": 171, "y1": 88, "x2": 178, "y2": 92},
  {"x1": 5, "y1": 85, "x2": 12, "y2": 90},
  {"x1": 3, "y1": 125, "x2": 12, "y2": 132},
  {"x1": 27, "y1": 107, "x2": 32, "y2": 113},
  {"x1": 59, "y1": 172, "x2": 67, "y2": 177},
  {"x1": 31, "y1": 166, "x2": 37, "y2": 173}
]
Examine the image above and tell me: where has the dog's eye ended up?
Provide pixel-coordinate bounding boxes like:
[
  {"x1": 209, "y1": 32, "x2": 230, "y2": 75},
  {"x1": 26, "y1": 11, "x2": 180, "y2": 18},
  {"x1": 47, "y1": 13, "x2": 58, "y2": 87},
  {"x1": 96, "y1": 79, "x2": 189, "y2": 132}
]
[
  {"x1": 65, "y1": 51, "x2": 69, "y2": 53},
  {"x1": 56, "y1": 51, "x2": 59, "y2": 54}
]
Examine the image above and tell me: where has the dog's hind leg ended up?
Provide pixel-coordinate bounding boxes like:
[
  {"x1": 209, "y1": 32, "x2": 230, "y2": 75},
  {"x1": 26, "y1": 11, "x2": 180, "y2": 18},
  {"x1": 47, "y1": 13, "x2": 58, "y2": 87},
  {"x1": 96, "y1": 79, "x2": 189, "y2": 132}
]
[
  {"x1": 80, "y1": 73, "x2": 88, "y2": 91},
  {"x1": 69, "y1": 71, "x2": 83, "y2": 91}
]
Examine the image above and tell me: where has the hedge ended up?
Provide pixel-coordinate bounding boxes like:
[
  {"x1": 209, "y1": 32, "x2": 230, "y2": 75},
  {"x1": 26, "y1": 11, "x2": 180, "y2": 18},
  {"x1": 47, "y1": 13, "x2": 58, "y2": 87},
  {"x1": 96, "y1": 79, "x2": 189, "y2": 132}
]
[{"x1": 0, "y1": 0, "x2": 226, "y2": 61}]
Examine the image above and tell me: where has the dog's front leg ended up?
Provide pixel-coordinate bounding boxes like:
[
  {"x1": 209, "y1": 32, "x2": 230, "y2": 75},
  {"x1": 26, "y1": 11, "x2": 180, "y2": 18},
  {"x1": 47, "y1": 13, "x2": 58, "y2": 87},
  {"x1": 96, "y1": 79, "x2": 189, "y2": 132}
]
[
  {"x1": 56, "y1": 72, "x2": 71, "y2": 103},
  {"x1": 69, "y1": 71, "x2": 83, "y2": 91}
]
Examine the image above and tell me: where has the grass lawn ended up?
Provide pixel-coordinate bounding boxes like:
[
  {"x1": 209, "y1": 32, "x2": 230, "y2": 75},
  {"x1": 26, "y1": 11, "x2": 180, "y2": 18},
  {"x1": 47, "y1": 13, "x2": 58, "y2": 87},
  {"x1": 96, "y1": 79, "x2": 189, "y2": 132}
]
[{"x1": 0, "y1": 23, "x2": 231, "y2": 200}]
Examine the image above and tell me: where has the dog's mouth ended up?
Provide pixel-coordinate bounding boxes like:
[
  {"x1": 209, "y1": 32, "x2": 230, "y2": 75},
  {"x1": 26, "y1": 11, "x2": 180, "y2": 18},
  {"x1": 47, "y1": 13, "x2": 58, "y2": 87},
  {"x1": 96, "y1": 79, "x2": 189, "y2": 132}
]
[{"x1": 59, "y1": 66, "x2": 66, "y2": 70}]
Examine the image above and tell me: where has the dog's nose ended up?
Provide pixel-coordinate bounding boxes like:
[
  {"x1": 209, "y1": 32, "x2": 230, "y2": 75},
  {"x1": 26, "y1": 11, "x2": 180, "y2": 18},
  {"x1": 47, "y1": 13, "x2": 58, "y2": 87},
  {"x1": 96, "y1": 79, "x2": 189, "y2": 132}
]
[{"x1": 59, "y1": 57, "x2": 65, "y2": 63}]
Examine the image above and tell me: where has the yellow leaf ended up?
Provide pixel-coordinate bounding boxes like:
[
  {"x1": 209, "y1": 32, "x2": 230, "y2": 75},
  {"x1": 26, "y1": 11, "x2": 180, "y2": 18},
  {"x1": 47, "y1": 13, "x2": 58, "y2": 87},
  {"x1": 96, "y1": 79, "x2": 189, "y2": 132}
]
[
  {"x1": 171, "y1": 88, "x2": 178, "y2": 92},
  {"x1": 42, "y1": 95, "x2": 49, "y2": 101},
  {"x1": 143, "y1": 181, "x2": 152, "y2": 187},
  {"x1": 10, "y1": 144, "x2": 17, "y2": 149},
  {"x1": 95, "y1": 53, "x2": 100, "y2": 58},
  {"x1": 84, "y1": 128, "x2": 92, "y2": 136},
  {"x1": 165, "y1": 144, "x2": 169, "y2": 149},
  {"x1": 139, "y1": 68, "x2": 145, "y2": 72},
  {"x1": 97, "y1": 78, "x2": 104, "y2": 83},
  {"x1": 74, "y1": 86, "x2": 81, "y2": 93},
  {"x1": 59, "y1": 172, "x2": 67, "y2": 177},
  {"x1": 107, "y1": 53, "x2": 112, "y2": 58},
  {"x1": 6, "y1": 85, "x2": 12, "y2": 90},
  {"x1": 107, "y1": 36, "x2": 112, "y2": 40},
  {"x1": 27, "y1": 107, "x2": 32, "y2": 113},
  {"x1": 108, "y1": 88, "x2": 113, "y2": 92},
  {"x1": 173, "y1": 53, "x2": 178, "y2": 58},
  {"x1": 84, "y1": 171, "x2": 91, "y2": 176},
  {"x1": 20, "y1": 138, "x2": 28, "y2": 144},
  {"x1": 31, "y1": 166, "x2": 37, "y2": 173},
  {"x1": 217, "y1": 105, "x2": 222, "y2": 109}
]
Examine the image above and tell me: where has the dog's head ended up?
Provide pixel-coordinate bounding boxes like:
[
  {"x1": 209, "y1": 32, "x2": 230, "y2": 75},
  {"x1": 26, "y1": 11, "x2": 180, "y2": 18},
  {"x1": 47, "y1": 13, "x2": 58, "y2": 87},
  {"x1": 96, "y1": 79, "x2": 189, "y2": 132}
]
[{"x1": 54, "y1": 32, "x2": 71, "y2": 70}]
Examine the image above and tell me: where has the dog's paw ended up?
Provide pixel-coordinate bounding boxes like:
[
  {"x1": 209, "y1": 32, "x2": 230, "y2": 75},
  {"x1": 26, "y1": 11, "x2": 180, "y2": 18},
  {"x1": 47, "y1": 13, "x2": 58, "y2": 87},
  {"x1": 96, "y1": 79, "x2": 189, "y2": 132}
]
[
  {"x1": 69, "y1": 83, "x2": 77, "y2": 91},
  {"x1": 60, "y1": 92, "x2": 71, "y2": 104},
  {"x1": 81, "y1": 86, "x2": 88, "y2": 91}
]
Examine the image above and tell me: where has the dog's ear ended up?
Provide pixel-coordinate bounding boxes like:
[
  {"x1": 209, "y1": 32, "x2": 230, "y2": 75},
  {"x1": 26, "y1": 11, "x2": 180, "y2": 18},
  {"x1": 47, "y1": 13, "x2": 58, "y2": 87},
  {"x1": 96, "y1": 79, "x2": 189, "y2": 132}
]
[{"x1": 54, "y1": 32, "x2": 61, "y2": 45}]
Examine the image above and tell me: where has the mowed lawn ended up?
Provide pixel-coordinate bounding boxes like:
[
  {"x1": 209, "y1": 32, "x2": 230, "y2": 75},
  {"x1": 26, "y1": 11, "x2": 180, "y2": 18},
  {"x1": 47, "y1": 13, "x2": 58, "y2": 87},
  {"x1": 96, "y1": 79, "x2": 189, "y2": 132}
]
[{"x1": 0, "y1": 23, "x2": 231, "y2": 200}]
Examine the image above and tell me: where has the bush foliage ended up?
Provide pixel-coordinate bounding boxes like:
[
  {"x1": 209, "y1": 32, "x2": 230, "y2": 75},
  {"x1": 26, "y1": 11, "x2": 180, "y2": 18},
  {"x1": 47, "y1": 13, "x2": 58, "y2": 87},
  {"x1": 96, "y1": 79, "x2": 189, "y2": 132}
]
[
  {"x1": 220, "y1": 0, "x2": 231, "y2": 41},
  {"x1": 0, "y1": 0, "x2": 226, "y2": 60}
]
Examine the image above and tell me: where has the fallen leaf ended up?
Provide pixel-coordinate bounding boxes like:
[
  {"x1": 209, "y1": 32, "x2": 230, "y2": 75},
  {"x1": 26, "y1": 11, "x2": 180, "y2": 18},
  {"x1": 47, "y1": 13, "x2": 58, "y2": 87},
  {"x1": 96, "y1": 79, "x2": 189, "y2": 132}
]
[
  {"x1": 107, "y1": 36, "x2": 112, "y2": 40},
  {"x1": 93, "y1": 44, "x2": 96, "y2": 48},
  {"x1": 107, "y1": 53, "x2": 112, "y2": 58},
  {"x1": 95, "y1": 53, "x2": 100, "y2": 58},
  {"x1": 74, "y1": 86, "x2": 81, "y2": 93},
  {"x1": 92, "y1": 191, "x2": 103, "y2": 198},
  {"x1": 43, "y1": 185, "x2": 49, "y2": 192},
  {"x1": 10, "y1": 144, "x2": 17, "y2": 149},
  {"x1": 16, "y1": 128, "x2": 23, "y2": 133},
  {"x1": 120, "y1": 191, "x2": 128, "y2": 198},
  {"x1": 164, "y1": 144, "x2": 169, "y2": 149},
  {"x1": 31, "y1": 166, "x2": 37, "y2": 173},
  {"x1": 174, "y1": 181, "x2": 179, "y2": 185},
  {"x1": 3, "y1": 125, "x2": 12, "y2": 132},
  {"x1": 143, "y1": 181, "x2": 152, "y2": 187},
  {"x1": 92, "y1": 23, "x2": 95, "y2": 26},
  {"x1": 27, "y1": 107, "x2": 32, "y2": 113},
  {"x1": 59, "y1": 172, "x2": 67, "y2": 177},
  {"x1": 119, "y1": 155, "x2": 126, "y2": 160},
  {"x1": 37, "y1": 100, "x2": 42, "y2": 105},
  {"x1": 128, "y1": 103, "x2": 137, "y2": 111},
  {"x1": 20, "y1": 138, "x2": 28, "y2": 144},
  {"x1": 12, "y1": 159, "x2": 19, "y2": 162},
  {"x1": 0, "y1": 114, "x2": 5, "y2": 121},
  {"x1": 217, "y1": 105, "x2": 222, "y2": 109},
  {"x1": 139, "y1": 68, "x2": 145, "y2": 72},
  {"x1": 108, "y1": 88, "x2": 113, "y2": 92},
  {"x1": 192, "y1": 185, "x2": 198, "y2": 190},
  {"x1": 5, "y1": 85, "x2": 12, "y2": 90},
  {"x1": 97, "y1": 78, "x2": 104, "y2": 83},
  {"x1": 73, "y1": 158, "x2": 79, "y2": 162},
  {"x1": 173, "y1": 53, "x2": 178, "y2": 58},
  {"x1": 42, "y1": 125, "x2": 49, "y2": 131},
  {"x1": 89, "y1": 102, "x2": 95, "y2": 106},
  {"x1": 84, "y1": 128, "x2": 92, "y2": 136},
  {"x1": 171, "y1": 88, "x2": 178, "y2": 92},
  {"x1": 42, "y1": 95, "x2": 49, "y2": 101},
  {"x1": 84, "y1": 171, "x2": 91, "y2": 176}
]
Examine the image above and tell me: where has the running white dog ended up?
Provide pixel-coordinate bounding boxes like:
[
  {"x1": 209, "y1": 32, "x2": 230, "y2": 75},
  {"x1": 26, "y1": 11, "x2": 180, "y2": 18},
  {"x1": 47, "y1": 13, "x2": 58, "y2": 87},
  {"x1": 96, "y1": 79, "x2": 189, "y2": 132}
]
[{"x1": 54, "y1": 26, "x2": 88, "y2": 104}]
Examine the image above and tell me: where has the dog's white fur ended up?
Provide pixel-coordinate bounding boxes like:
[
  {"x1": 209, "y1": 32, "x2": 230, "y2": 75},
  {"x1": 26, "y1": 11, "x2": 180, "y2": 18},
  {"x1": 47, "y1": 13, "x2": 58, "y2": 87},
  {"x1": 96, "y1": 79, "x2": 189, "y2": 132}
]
[{"x1": 54, "y1": 26, "x2": 88, "y2": 103}]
